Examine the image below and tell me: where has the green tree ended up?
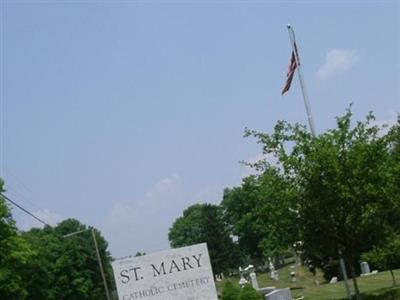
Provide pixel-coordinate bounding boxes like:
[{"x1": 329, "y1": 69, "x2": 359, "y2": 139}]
[
  {"x1": 53, "y1": 219, "x2": 114, "y2": 300},
  {"x1": 0, "y1": 179, "x2": 114, "y2": 299},
  {"x1": 238, "y1": 285, "x2": 263, "y2": 300},
  {"x1": 169, "y1": 203, "x2": 240, "y2": 274},
  {"x1": 359, "y1": 118, "x2": 400, "y2": 287},
  {"x1": 362, "y1": 234, "x2": 400, "y2": 286},
  {"x1": 220, "y1": 282, "x2": 262, "y2": 300},
  {"x1": 385, "y1": 116, "x2": 400, "y2": 209},
  {"x1": 22, "y1": 226, "x2": 60, "y2": 300},
  {"x1": 221, "y1": 280, "x2": 241, "y2": 300},
  {"x1": 0, "y1": 179, "x2": 35, "y2": 300},
  {"x1": 245, "y1": 108, "x2": 400, "y2": 297},
  {"x1": 222, "y1": 168, "x2": 299, "y2": 263},
  {"x1": 22, "y1": 218, "x2": 114, "y2": 300}
]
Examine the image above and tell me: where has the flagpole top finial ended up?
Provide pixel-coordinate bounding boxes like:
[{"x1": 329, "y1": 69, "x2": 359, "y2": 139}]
[{"x1": 287, "y1": 24, "x2": 291, "y2": 29}]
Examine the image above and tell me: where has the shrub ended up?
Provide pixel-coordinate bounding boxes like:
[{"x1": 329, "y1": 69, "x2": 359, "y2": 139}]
[
  {"x1": 238, "y1": 285, "x2": 263, "y2": 300},
  {"x1": 221, "y1": 281, "x2": 240, "y2": 300}
]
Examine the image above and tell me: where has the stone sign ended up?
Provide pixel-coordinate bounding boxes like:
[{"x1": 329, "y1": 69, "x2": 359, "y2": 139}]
[{"x1": 112, "y1": 243, "x2": 218, "y2": 300}]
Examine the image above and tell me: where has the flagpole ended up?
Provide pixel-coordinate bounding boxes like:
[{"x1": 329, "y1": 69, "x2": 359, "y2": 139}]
[
  {"x1": 286, "y1": 24, "x2": 317, "y2": 137},
  {"x1": 286, "y1": 25, "x2": 351, "y2": 300}
]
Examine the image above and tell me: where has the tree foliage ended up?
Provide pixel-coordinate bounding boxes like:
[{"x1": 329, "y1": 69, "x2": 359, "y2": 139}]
[
  {"x1": 221, "y1": 281, "x2": 241, "y2": 300},
  {"x1": 238, "y1": 285, "x2": 263, "y2": 300},
  {"x1": 0, "y1": 179, "x2": 35, "y2": 300},
  {"x1": 168, "y1": 203, "x2": 240, "y2": 274},
  {"x1": 22, "y1": 219, "x2": 114, "y2": 300},
  {"x1": 222, "y1": 168, "x2": 299, "y2": 262},
  {"x1": 221, "y1": 282, "x2": 262, "y2": 300},
  {"x1": 244, "y1": 107, "x2": 400, "y2": 295},
  {"x1": 0, "y1": 180, "x2": 114, "y2": 300},
  {"x1": 362, "y1": 234, "x2": 400, "y2": 286}
]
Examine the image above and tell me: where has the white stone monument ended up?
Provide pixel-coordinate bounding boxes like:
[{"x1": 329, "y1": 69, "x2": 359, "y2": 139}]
[
  {"x1": 238, "y1": 267, "x2": 248, "y2": 287},
  {"x1": 268, "y1": 258, "x2": 279, "y2": 280},
  {"x1": 265, "y1": 288, "x2": 293, "y2": 300},
  {"x1": 247, "y1": 265, "x2": 259, "y2": 290},
  {"x1": 360, "y1": 261, "x2": 371, "y2": 276},
  {"x1": 290, "y1": 271, "x2": 297, "y2": 283}
]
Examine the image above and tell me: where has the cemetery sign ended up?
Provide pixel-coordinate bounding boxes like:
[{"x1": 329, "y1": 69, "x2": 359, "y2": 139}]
[{"x1": 112, "y1": 243, "x2": 218, "y2": 300}]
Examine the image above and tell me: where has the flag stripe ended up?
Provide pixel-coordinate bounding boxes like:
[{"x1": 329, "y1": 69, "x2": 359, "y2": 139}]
[{"x1": 281, "y1": 51, "x2": 297, "y2": 95}]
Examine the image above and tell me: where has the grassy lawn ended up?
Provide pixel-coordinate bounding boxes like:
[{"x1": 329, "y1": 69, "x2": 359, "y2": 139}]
[{"x1": 216, "y1": 265, "x2": 400, "y2": 300}]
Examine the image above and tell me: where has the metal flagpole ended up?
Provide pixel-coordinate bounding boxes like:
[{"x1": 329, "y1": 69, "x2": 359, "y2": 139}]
[
  {"x1": 286, "y1": 25, "x2": 351, "y2": 300},
  {"x1": 286, "y1": 24, "x2": 317, "y2": 137}
]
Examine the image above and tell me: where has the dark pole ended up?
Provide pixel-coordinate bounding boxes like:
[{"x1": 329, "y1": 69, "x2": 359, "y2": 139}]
[
  {"x1": 63, "y1": 229, "x2": 112, "y2": 300},
  {"x1": 91, "y1": 228, "x2": 112, "y2": 300}
]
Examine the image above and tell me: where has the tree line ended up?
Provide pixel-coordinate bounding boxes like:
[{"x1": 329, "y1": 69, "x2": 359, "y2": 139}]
[
  {"x1": 168, "y1": 108, "x2": 400, "y2": 297},
  {"x1": 0, "y1": 180, "x2": 114, "y2": 300}
]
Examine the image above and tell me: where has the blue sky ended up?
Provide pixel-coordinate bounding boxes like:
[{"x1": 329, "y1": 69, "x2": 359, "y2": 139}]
[{"x1": 1, "y1": 1, "x2": 399, "y2": 257}]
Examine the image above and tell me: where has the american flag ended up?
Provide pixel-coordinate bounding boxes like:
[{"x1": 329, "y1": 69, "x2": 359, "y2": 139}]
[{"x1": 281, "y1": 49, "x2": 298, "y2": 95}]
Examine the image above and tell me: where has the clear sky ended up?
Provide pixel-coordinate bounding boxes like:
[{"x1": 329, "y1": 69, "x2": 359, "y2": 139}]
[{"x1": 1, "y1": 1, "x2": 399, "y2": 258}]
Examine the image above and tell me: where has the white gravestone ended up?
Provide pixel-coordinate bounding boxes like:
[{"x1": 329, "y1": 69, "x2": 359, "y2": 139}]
[
  {"x1": 249, "y1": 270, "x2": 259, "y2": 290},
  {"x1": 112, "y1": 243, "x2": 218, "y2": 300},
  {"x1": 360, "y1": 261, "x2": 371, "y2": 275},
  {"x1": 265, "y1": 288, "x2": 293, "y2": 300},
  {"x1": 269, "y1": 258, "x2": 279, "y2": 281},
  {"x1": 243, "y1": 265, "x2": 259, "y2": 290},
  {"x1": 290, "y1": 271, "x2": 296, "y2": 283},
  {"x1": 238, "y1": 267, "x2": 248, "y2": 287}
]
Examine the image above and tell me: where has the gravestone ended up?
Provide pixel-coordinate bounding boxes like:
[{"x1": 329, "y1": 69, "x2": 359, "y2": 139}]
[
  {"x1": 238, "y1": 267, "x2": 247, "y2": 287},
  {"x1": 268, "y1": 258, "x2": 279, "y2": 280},
  {"x1": 258, "y1": 287, "x2": 276, "y2": 296},
  {"x1": 329, "y1": 277, "x2": 338, "y2": 284},
  {"x1": 112, "y1": 243, "x2": 218, "y2": 300},
  {"x1": 249, "y1": 270, "x2": 259, "y2": 290},
  {"x1": 243, "y1": 265, "x2": 259, "y2": 289},
  {"x1": 265, "y1": 288, "x2": 293, "y2": 300},
  {"x1": 290, "y1": 271, "x2": 296, "y2": 283},
  {"x1": 360, "y1": 261, "x2": 371, "y2": 275}
]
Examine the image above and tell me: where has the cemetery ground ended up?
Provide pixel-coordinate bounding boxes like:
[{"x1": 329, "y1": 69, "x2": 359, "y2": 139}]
[{"x1": 216, "y1": 265, "x2": 400, "y2": 300}]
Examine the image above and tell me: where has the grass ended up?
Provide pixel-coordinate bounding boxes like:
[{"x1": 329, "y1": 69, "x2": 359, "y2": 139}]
[{"x1": 216, "y1": 265, "x2": 400, "y2": 300}]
